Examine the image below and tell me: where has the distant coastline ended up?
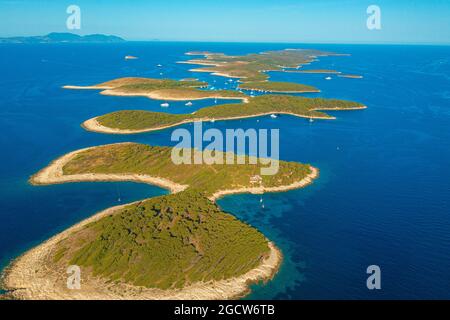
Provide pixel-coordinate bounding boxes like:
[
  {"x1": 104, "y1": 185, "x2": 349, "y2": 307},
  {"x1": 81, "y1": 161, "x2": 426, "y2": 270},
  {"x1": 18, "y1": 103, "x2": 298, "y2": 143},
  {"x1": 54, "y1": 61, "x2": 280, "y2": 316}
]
[{"x1": 0, "y1": 32, "x2": 125, "y2": 44}]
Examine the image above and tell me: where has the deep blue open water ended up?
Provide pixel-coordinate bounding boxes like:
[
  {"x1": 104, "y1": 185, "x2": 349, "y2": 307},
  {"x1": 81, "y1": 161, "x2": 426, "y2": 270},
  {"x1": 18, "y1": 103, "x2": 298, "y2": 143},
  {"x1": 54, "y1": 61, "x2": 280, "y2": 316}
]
[{"x1": 0, "y1": 42, "x2": 449, "y2": 299}]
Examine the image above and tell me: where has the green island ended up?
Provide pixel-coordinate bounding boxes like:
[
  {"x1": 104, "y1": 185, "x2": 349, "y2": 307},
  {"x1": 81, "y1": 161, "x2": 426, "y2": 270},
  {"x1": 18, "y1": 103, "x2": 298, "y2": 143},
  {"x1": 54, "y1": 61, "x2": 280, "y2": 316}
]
[
  {"x1": 85, "y1": 95, "x2": 366, "y2": 133},
  {"x1": 64, "y1": 77, "x2": 248, "y2": 101},
  {"x1": 181, "y1": 49, "x2": 335, "y2": 81},
  {"x1": 2, "y1": 142, "x2": 316, "y2": 299},
  {"x1": 180, "y1": 50, "x2": 351, "y2": 92}
]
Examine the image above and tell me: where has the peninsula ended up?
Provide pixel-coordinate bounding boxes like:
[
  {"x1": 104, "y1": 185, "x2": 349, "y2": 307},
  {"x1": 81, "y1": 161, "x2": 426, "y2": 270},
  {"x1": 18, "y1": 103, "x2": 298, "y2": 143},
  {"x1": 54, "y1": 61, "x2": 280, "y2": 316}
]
[
  {"x1": 82, "y1": 95, "x2": 366, "y2": 134},
  {"x1": 64, "y1": 77, "x2": 248, "y2": 102},
  {"x1": 2, "y1": 142, "x2": 318, "y2": 300}
]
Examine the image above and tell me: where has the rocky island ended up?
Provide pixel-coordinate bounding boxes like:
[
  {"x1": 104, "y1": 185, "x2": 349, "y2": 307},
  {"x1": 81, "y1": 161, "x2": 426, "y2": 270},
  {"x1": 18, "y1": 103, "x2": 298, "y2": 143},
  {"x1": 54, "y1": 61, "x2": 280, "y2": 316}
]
[{"x1": 82, "y1": 95, "x2": 366, "y2": 134}]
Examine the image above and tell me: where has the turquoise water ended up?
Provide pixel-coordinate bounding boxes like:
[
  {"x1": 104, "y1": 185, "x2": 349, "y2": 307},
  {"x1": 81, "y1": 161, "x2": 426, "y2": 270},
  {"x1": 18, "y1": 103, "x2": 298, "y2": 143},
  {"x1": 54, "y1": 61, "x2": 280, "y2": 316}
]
[{"x1": 0, "y1": 42, "x2": 449, "y2": 299}]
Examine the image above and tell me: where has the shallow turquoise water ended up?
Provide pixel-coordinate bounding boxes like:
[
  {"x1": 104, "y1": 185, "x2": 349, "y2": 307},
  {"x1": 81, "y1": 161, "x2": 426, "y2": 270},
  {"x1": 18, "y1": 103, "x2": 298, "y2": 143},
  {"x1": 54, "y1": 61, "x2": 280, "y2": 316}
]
[{"x1": 0, "y1": 42, "x2": 449, "y2": 299}]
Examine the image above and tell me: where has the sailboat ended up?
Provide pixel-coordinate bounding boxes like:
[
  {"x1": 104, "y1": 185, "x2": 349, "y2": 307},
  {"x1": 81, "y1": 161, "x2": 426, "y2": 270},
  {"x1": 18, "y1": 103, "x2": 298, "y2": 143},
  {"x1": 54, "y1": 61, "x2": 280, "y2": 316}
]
[
  {"x1": 185, "y1": 101, "x2": 193, "y2": 106},
  {"x1": 116, "y1": 185, "x2": 122, "y2": 202},
  {"x1": 309, "y1": 117, "x2": 314, "y2": 123}
]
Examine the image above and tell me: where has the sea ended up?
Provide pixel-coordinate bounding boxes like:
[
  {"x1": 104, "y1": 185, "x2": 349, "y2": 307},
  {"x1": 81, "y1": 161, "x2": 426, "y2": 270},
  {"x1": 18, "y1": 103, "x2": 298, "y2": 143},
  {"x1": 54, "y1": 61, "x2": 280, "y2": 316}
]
[{"x1": 0, "y1": 42, "x2": 449, "y2": 299}]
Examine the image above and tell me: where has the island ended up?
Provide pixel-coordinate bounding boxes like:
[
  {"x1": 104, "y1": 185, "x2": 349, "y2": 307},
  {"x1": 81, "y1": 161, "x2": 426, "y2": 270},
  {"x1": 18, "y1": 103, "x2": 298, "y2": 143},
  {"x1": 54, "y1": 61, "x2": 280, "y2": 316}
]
[
  {"x1": 64, "y1": 77, "x2": 248, "y2": 102},
  {"x1": 0, "y1": 32, "x2": 125, "y2": 44},
  {"x1": 177, "y1": 49, "x2": 353, "y2": 93},
  {"x1": 82, "y1": 95, "x2": 366, "y2": 134},
  {"x1": 2, "y1": 142, "x2": 318, "y2": 300},
  {"x1": 179, "y1": 49, "x2": 343, "y2": 82},
  {"x1": 338, "y1": 74, "x2": 364, "y2": 79}
]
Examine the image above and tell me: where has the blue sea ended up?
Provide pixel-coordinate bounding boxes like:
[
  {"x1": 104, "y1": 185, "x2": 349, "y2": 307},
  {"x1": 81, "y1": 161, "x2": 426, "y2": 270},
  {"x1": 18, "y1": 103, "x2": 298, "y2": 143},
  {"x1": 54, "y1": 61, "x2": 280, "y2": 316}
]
[{"x1": 0, "y1": 42, "x2": 449, "y2": 299}]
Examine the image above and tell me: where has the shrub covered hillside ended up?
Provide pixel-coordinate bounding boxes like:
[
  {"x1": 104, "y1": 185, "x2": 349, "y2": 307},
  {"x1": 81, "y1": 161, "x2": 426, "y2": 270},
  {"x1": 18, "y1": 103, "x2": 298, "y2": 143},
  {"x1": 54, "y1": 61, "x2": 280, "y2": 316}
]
[
  {"x1": 62, "y1": 143, "x2": 312, "y2": 197},
  {"x1": 53, "y1": 190, "x2": 270, "y2": 289}
]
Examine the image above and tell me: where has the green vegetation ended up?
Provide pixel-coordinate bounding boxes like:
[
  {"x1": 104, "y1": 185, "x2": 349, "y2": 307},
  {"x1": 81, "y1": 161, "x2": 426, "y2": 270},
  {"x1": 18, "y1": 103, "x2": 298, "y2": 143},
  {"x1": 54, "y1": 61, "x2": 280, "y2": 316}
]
[
  {"x1": 186, "y1": 49, "x2": 332, "y2": 82},
  {"x1": 63, "y1": 143, "x2": 311, "y2": 196},
  {"x1": 52, "y1": 142, "x2": 314, "y2": 289},
  {"x1": 94, "y1": 95, "x2": 365, "y2": 131},
  {"x1": 238, "y1": 81, "x2": 319, "y2": 92},
  {"x1": 54, "y1": 191, "x2": 270, "y2": 289},
  {"x1": 97, "y1": 77, "x2": 208, "y2": 90},
  {"x1": 112, "y1": 80, "x2": 206, "y2": 92},
  {"x1": 95, "y1": 110, "x2": 187, "y2": 130}
]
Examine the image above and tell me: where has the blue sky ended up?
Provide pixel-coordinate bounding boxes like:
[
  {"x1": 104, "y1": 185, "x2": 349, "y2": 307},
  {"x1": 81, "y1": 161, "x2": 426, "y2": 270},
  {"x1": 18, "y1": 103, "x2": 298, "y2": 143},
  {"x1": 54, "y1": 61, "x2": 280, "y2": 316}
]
[{"x1": 0, "y1": 0, "x2": 449, "y2": 44}]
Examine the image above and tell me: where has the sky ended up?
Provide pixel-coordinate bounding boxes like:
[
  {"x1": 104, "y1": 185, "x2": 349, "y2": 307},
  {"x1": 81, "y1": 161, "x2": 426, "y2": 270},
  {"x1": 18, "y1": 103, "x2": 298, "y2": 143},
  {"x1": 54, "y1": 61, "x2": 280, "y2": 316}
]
[{"x1": 0, "y1": 0, "x2": 449, "y2": 44}]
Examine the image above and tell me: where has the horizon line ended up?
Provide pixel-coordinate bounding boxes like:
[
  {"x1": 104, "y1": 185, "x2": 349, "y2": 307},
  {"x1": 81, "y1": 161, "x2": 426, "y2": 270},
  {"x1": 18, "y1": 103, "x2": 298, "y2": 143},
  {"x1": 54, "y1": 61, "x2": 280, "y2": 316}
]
[{"x1": 1, "y1": 32, "x2": 449, "y2": 46}]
